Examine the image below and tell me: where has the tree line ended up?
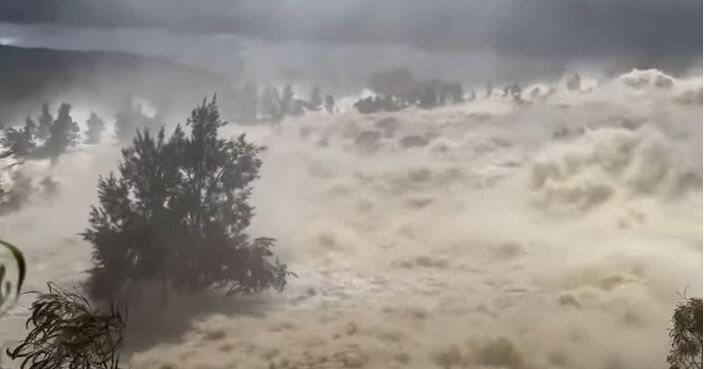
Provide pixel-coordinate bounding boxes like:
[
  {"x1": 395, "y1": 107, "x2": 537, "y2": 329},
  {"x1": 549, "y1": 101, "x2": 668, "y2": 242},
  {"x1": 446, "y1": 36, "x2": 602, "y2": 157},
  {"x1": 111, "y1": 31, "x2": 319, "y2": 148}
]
[
  {"x1": 233, "y1": 82, "x2": 336, "y2": 123},
  {"x1": 0, "y1": 97, "x2": 291, "y2": 369},
  {"x1": 351, "y1": 69, "x2": 587, "y2": 114}
]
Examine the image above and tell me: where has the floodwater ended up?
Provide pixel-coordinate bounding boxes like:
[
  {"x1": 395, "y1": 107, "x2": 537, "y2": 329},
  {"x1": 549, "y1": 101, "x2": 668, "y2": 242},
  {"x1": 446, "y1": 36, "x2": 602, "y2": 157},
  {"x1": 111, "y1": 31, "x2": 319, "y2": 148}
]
[{"x1": 0, "y1": 68, "x2": 701, "y2": 369}]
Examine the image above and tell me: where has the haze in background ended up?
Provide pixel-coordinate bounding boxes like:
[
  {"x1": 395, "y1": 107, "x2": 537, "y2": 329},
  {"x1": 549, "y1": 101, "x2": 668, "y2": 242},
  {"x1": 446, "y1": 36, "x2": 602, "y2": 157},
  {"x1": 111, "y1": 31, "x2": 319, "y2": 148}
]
[
  {"x1": 0, "y1": 0, "x2": 700, "y2": 85},
  {"x1": 0, "y1": 2, "x2": 700, "y2": 369}
]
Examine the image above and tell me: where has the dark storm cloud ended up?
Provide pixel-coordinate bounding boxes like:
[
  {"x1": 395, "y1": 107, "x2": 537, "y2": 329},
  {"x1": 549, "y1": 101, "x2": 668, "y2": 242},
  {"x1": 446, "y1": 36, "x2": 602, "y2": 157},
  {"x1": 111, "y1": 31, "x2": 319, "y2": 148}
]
[{"x1": 0, "y1": 0, "x2": 700, "y2": 60}]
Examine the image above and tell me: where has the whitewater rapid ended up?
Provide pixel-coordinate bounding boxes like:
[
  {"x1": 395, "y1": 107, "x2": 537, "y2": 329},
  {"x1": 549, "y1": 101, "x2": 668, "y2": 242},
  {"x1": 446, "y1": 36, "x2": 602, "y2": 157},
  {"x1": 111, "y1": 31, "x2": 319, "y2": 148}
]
[{"x1": 0, "y1": 69, "x2": 701, "y2": 369}]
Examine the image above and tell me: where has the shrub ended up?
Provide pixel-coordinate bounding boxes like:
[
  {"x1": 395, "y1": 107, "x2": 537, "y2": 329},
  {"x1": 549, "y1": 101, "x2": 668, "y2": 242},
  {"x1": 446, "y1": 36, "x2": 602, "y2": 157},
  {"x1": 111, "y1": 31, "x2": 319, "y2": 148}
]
[
  {"x1": 1, "y1": 117, "x2": 36, "y2": 157},
  {"x1": 668, "y1": 296, "x2": 703, "y2": 369},
  {"x1": 82, "y1": 97, "x2": 290, "y2": 301},
  {"x1": 7, "y1": 283, "x2": 125, "y2": 369}
]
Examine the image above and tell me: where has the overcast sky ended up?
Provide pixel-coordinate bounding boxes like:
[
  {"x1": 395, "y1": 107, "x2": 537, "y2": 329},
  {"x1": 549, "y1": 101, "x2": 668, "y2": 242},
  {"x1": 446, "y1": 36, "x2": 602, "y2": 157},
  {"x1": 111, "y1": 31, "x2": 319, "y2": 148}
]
[
  {"x1": 0, "y1": 0, "x2": 700, "y2": 84},
  {"x1": 1, "y1": 0, "x2": 700, "y2": 58}
]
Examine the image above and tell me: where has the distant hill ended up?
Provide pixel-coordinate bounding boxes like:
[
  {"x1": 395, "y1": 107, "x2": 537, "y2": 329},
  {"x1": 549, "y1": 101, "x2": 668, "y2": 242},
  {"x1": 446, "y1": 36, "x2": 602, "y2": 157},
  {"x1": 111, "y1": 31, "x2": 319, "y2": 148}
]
[{"x1": 0, "y1": 45, "x2": 238, "y2": 123}]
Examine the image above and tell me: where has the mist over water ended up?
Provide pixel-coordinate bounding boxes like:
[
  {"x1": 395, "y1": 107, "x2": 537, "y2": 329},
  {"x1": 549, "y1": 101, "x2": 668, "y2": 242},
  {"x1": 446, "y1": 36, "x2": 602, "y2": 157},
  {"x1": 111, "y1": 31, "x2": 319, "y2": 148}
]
[
  {"x1": 0, "y1": 68, "x2": 699, "y2": 369},
  {"x1": 2, "y1": 21, "x2": 698, "y2": 90}
]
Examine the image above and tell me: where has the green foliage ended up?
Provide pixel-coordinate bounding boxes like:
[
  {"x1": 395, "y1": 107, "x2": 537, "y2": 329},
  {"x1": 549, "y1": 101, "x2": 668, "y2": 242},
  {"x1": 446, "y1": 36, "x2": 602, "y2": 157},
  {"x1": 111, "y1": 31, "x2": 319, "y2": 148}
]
[
  {"x1": 324, "y1": 94, "x2": 336, "y2": 114},
  {"x1": 260, "y1": 86, "x2": 283, "y2": 122},
  {"x1": 281, "y1": 84, "x2": 295, "y2": 116},
  {"x1": 7, "y1": 283, "x2": 125, "y2": 369},
  {"x1": 36, "y1": 103, "x2": 53, "y2": 141},
  {"x1": 357, "y1": 69, "x2": 466, "y2": 113},
  {"x1": 44, "y1": 103, "x2": 80, "y2": 157},
  {"x1": 85, "y1": 112, "x2": 106, "y2": 145},
  {"x1": 668, "y1": 296, "x2": 703, "y2": 369},
  {"x1": 24, "y1": 116, "x2": 37, "y2": 137},
  {"x1": 0, "y1": 238, "x2": 26, "y2": 310},
  {"x1": 237, "y1": 80, "x2": 259, "y2": 121},
  {"x1": 309, "y1": 85, "x2": 323, "y2": 110},
  {"x1": 2, "y1": 123, "x2": 36, "y2": 158},
  {"x1": 114, "y1": 101, "x2": 155, "y2": 143},
  {"x1": 83, "y1": 97, "x2": 290, "y2": 301},
  {"x1": 3, "y1": 102, "x2": 82, "y2": 159}
]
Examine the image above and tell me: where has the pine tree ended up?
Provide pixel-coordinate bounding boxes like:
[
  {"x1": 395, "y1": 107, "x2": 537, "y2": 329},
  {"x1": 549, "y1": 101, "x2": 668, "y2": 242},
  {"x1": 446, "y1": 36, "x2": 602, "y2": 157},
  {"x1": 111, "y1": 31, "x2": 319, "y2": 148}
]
[
  {"x1": 567, "y1": 73, "x2": 581, "y2": 91},
  {"x1": 449, "y1": 83, "x2": 464, "y2": 103},
  {"x1": 0, "y1": 114, "x2": 40, "y2": 157},
  {"x1": 240, "y1": 80, "x2": 259, "y2": 120},
  {"x1": 260, "y1": 86, "x2": 282, "y2": 122},
  {"x1": 324, "y1": 94, "x2": 336, "y2": 114},
  {"x1": 281, "y1": 84, "x2": 295, "y2": 116},
  {"x1": 308, "y1": 85, "x2": 323, "y2": 110},
  {"x1": 115, "y1": 102, "x2": 153, "y2": 143},
  {"x1": 24, "y1": 115, "x2": 37, "y2": 137},
  {"x1": 2, "y1": 126, "x2": 34, "y2": 157},
  {"x1": 37, "y1": 103, "x2": 53, "y2": 140},
  {"x1": 85, "y1": 112, "x2": 106, "y2": 144},
  {"x1": 419, "y1": 83, "x2": 439, "y2": 108},
  {"x1": 44, "y1": 103, "x2": 80, "y2": 157},
  {"x1": 83, "y1": 97, "x2": 289, "y2": 301}
]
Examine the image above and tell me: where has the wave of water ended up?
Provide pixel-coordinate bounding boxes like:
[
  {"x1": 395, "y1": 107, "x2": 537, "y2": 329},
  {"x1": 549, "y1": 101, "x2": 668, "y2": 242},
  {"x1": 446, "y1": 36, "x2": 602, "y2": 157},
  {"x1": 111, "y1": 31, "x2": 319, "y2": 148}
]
[{"x1": 0, "y1": 69, "x2": 701, "y2": 369}]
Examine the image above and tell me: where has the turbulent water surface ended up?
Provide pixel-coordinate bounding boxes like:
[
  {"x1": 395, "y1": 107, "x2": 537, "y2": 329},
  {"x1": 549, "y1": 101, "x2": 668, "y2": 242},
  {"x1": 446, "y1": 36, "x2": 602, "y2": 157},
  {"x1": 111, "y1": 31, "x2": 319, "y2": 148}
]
[{"x1": 0, "y1": 69, "x2": 701, "y2": 369}]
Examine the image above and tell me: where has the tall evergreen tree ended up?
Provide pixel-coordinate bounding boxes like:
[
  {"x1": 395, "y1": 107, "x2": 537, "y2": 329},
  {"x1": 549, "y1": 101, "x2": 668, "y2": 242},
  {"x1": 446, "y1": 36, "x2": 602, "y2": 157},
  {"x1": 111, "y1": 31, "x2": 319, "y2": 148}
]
[
  {"x1": 44, "y1": 103, "x2": 80, "y2": 157},
  {"x1": 486, "y1": 81, "x2": 493, "y2": 98},
  {"x1": 308, "y1": 85, "x2": 323, "y2": 110},
  {"x1": 115, "y1": 102, "x2": 152, "y2": 143},
  {"x1": 84, "y1": 112, "x2": 106, "y2": 144},
  {"x1": 37, "y1": 103, "x2": 53, "y2": 140},
  {"x1": 24, "y1": 115, "x2": 37, "y2": 137},
  {"x1": 324, "y1": 94, "x2": 336, "y2": 114},
  {"x1": 83, "y1": 97, "x2": 289, "y2": 301},
  {"x1": 280, "y1": 84, "x2": 295, "y2": 116},
  {"x1": 260, "y1": 86, "x2": 282, "y2": 122},
  {"x1": 239, "y1": 80, "x2": 259, "y2": 120},
  {"x1": 567, "y1": 73, "x2": 582, "y2": 91},
  {"x1": 449, "y1": 83, "x2": 464, "y2": 103}
]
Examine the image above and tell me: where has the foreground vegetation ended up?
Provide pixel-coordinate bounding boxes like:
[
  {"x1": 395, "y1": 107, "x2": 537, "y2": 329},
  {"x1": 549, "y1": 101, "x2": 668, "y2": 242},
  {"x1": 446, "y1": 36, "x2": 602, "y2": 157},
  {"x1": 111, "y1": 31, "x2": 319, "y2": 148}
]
[
  {"x1": 668, "y1": 296, "x2": 703, "y2": 369},
  {"x1": 7, "y1": 284, "x2": 125, "y2": 369},
  {"x1": 84, "y1": 97, "x2": 290, "y2": 301}
]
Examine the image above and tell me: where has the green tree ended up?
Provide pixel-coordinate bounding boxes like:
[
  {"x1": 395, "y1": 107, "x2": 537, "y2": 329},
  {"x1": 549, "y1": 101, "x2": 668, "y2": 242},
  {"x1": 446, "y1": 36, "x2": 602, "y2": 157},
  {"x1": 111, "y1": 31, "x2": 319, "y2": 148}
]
[
  {"x1": 85, "y1": 112, "x2": 106, "y2": 144},
  {"x1": 567, "y1": 73, "x2": 581, "y2": 91},
  {"x1": 82, "y1": 97, "x2": 289, "y2": 301},
  {"x1": 24, "y1": 116, "x2": 37, "y2": 137},
  {"x1": 37, "y1": 103, "x2": 53, "y2": 141},
  {"x1": 418, "y1": 83, "x2": 439, "y2": 109},
  {"x1": 260, "y1": 86, "x2": 282, "y2": 122},
  {"x1": 448, "y1": 83, "x2": 464, "y2": 103},
  {"x1": 239, "y1": 80, "x2": 259, "y2": 121},
  {"x1": 308, "y1": 85, "x2": 323, "y2": 110},
  {"x1": 44, "y1": 103, "x2": 80, "y2": 157},
  {"x1": 280, "y1": 84, "x2": 295, "y2": 116},
  {"x1": 668, "y1": 296, "x2": 702, "y2": 369},
  {"x1": 114, "y1": 102, "x2": 153, "y2": 143},
  {"x1": 2, "y1": 116, "x2": 37, "y2": 157},
  {"x1": 324, "y1": 94, "x2": 335, "y2": 114}
]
